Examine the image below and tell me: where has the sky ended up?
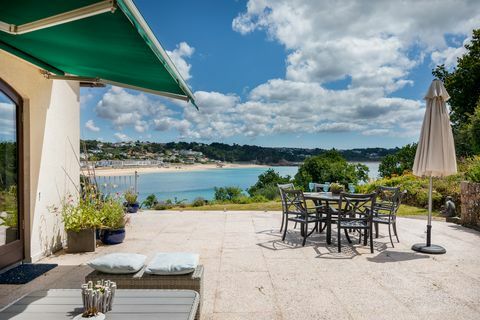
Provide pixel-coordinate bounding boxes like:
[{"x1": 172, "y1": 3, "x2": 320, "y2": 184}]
[{"x1": 80, "y1": 0, "x2": 480, "y2": 149}]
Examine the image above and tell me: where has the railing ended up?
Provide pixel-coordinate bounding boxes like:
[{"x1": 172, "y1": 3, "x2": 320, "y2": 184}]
[{"x1": 91, "y1": 171, "x2": 139, "y2": 195}]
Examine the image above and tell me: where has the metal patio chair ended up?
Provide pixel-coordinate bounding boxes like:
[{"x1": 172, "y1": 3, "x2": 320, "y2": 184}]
[
  {"x1": 337, "y1": 192, "x2": 377, "y2": 253},
  {"x1": 373, "y1": 186, "x2": 406, "y2": 247},
  {"x1": 278, "y1": 183, "x2": 295, "y2": 232},
  {"x1": 281, "y1": 189, "x2": 327, "y2": 246}
]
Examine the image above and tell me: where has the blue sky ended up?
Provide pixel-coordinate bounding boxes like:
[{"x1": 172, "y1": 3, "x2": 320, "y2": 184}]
[{"x1": 81, "y1": 0, "x2": 480, "y2": 149}]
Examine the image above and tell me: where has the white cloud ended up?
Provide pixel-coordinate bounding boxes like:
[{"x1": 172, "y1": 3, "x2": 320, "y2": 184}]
[
  {"x1": 431, "y1": 37, "x2": 470, "y2": 69},
  {"x1": 92, "y1": 3, "x2": 479, "y2": 144},
  {"x1": 85, "y1": 119, "x2": 100, "y2": 132},
  {"x1": 166, "y1": 42, "x2": 195, "y2": 81},
  {"x1": 0, "y1": 102, "x2": 15, "y2": 138},
  {"x1": 114, "y1": 132, "x2": 131, "y2": 142},
  {"x1": 80, "y1": 93, "x2": 94, "y2": 107},
  {"x1": 96, "y1": 86, "x2": 175, "y2": 133}
]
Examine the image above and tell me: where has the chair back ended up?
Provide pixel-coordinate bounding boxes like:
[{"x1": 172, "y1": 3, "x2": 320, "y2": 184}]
[
  {"x1": 282, "y1": 189, "x2": 308, "y2": 217},
  {"x1": 338, "y1": 192, "x2": 377, "y2": 219},
  {"x1": 375, "y1": 186, "x2": 401, "y2": 216},
  {"x1": 278, "y1": 183, "x2": 295, "y2": 213},
  {"x1": 313, "y1": 183, "x2": 327, "y2": 192}
]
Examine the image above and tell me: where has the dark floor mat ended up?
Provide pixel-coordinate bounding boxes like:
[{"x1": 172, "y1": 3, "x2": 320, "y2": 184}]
[{"x1": 0, "y1": 264, "x2": 58, "y2": 284}]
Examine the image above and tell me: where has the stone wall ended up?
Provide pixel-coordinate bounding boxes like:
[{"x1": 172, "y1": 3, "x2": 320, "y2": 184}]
[{"x1": 460, "y1": 181, "x2": 480, "y2": 228}]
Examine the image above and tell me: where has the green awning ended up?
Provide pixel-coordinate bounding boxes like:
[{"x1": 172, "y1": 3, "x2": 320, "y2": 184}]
[{"x1": 0, "y1": 0, "x2": 196, "y2": 106}]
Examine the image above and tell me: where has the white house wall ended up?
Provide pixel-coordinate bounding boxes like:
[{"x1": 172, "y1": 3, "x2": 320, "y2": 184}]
[{"x1": 0, "y1": 50, "x2": 80, "y2": 262}]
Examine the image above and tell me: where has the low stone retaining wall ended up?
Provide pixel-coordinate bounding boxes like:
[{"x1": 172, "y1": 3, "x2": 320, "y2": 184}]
[{"x1": 460, "y1": 181, "x2": 480, "y2": 228}]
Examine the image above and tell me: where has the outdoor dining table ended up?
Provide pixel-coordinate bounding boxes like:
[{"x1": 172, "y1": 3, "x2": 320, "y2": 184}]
[
  {"x1": 0, "y1": 289, "x2": 199, "y2": 320},
  {"x1": 303, "y1": 192, "x2": 342, "y2": 245}
]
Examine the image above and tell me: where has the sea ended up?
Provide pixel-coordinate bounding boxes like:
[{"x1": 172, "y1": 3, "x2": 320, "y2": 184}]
[{"x1": 112, "y1": 162, "x2": 380, "y2": 203}]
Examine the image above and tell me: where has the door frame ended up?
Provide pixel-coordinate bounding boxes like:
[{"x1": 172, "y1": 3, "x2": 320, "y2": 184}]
[{"x1": 0, "y1": 77, "x2": 24, "y2": 270}]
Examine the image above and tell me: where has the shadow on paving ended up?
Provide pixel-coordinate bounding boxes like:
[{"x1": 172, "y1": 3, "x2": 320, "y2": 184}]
[
  {"x1": 447, "y1": 224, "x2": 480, "y2": 237},
  {"x1": 367, "y1": 251, "x2": 430, "y2": 263},
  {"x1": 255, "y1": 229, "x2": 391, "y2": 259}
]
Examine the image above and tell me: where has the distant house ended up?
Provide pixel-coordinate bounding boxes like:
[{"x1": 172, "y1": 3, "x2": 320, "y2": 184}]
[{"x1": 0, "y1": 1, "x2": 196, "y2": 269}]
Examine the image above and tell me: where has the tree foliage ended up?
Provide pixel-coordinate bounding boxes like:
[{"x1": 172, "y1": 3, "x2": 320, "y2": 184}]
[
  {"x1": 294, "y1": 150, "x2": 369, "y2": 189},
  {"x1": 247, "y1": 169, "x2": 291, "y2": 200},
  {"x1": 214, "y1": 186, "x2": 243, "y2": 202},
  {"x1": 433, "y1": 29, "x2": 480, "y2": 155},
  {"x1": 378, "y1": 143, "x2": 417, "y2": 178}
]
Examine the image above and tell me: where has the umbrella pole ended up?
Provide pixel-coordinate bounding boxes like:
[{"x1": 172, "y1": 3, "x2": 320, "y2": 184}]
[
  {"x1": 427, "y1": 175, "x2": 432, "y2": 247},
  {"x1": 412, "y1": 175, "x2": 446, "y2": 254}
]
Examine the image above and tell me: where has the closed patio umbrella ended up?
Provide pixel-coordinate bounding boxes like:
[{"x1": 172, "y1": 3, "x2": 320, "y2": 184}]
[{"x1": 412, "y1": 79, "x2": 457, "y2": 254}]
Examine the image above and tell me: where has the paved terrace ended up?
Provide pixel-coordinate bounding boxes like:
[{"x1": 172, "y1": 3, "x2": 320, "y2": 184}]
[{"x1": 1, "y1": 211, "x2": 479, "y2": 319}]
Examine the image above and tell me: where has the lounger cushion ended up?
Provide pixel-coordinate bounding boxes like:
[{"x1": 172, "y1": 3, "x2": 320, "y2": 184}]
[
  {"x1": 87, "y1": 253, "x2": 146, "y2": 274},
  {"x1": 145, "y1": 252, "x2": 199, "y2": 275}
]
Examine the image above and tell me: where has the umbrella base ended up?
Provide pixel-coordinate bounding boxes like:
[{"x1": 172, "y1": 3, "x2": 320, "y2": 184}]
[{"x1": 411, "y1": 243, "x2": 446, "y2": 254}]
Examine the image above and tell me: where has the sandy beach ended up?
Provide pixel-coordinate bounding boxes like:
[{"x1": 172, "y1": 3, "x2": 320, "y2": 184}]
[{"x1": 88, "y1": 163, "x2": 269, "y2": 176}]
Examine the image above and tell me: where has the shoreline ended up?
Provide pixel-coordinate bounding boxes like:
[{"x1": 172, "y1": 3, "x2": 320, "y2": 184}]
[{"x1": 87, "y1": 163, "x2": 272, "y2": 176}]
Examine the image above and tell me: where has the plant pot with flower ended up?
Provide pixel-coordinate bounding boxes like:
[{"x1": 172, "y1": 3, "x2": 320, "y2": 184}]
[
  {"x1": 124, "y1": 190, "x2": 139, "y2": 213},
  {"x1": 62, "y1": 197, "x2": 102, "y2": 253},
  {"x1": 329, "y1": 182, "x2": 345, "y2": 195},
  {"x1": 99, "y1": 197, "x2": 129, "y2": 245}
]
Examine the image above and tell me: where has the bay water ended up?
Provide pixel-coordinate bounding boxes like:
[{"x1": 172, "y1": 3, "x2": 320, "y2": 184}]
[{"x1": 125, "y1": 162, "x2": 380, "y2": 202}]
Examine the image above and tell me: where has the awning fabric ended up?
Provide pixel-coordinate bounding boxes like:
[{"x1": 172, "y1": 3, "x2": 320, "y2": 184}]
[{"x1": 0, "y1": 0, "x2": 196, "y2": 106}]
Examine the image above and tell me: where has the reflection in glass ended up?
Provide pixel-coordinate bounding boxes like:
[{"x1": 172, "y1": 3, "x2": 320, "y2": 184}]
[{"x1": 0, "y1": 91, "x2": 18, "y2": 245}]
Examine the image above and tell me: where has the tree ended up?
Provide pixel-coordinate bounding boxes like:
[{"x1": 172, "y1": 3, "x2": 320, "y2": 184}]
[
  {"x1": 214, "y1": 186, "x2": 243, "y2": 201},
  {"x1": 247, "y1": 169, "x2": 291, "y2": 195},
  {"x1": 294, "y1": 150, "x2": 369, "y2": 189},
  {"x1": 378, "y1": 144, "x2": 417, "y2": 178},
  {"x1": 433, "y1": 29, "x2": 480, "y2": 155}
]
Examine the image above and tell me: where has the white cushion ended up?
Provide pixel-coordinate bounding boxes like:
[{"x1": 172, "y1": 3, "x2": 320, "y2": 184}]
[
  {"x1": 145, "y1": 252, "x2": 199, "y2": 275},
  {"x1": 87, "y1": 253, "x2": 146, "y2": 274}
]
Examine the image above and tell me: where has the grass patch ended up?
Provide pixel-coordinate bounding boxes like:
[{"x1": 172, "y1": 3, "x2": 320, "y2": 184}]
[{"x1": 168, "y1": 201, "x2": 438, "y2": 216}]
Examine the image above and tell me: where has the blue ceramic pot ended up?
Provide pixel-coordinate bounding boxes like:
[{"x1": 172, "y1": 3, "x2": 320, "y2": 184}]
[
  {"x1": 125, "y1": 202, "x2": 139, "y2": 213},
  {"x1": 100, "y1": 228, "x2": 125, "y2": 245}
]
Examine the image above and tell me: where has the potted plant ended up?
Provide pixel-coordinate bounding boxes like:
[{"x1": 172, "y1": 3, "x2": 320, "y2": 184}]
[
  {"x1": 124, "y1": 190, "x2": 139, "y2": 213},
  {"x1": 99, "y1": 197, "x2": 129, "y2": 245},
  {"x1": 329, "y1": 182, "x2": 345, "y2": 195},
  {"x1": 61, "y1": 195, "x2": 102, "y2": 253}
]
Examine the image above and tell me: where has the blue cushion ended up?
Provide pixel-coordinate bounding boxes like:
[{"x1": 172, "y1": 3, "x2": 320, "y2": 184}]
[
  {"x1": 145, "y1": 253, "x2": 199, "y2": 275},
  {"x1": 87, "y1": 253, "x2": 146, "y2": 274}
]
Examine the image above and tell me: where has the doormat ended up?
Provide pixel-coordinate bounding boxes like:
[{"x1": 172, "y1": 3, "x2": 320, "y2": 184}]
[{"x1": 0, "y1": 264, "x2": 58, "y2": 284}]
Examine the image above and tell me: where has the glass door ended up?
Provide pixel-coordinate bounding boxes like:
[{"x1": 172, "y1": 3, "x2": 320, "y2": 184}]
[{"x1": 0, "y1": 80, "x2": 23, "y2": 269}]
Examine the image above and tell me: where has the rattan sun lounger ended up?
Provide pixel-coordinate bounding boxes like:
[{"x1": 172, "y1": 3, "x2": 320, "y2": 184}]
[{"x1": 85, "y1": 265, "x2": 204, "y2": 319}]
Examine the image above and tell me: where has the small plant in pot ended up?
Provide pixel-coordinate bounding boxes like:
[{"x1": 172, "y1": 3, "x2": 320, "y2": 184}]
[
  {"x1": 99, "y1": 197, "x2": 129, "y2": 245},
  {"x1": 124, "y1": 190, "x2": 139, "y2": 213},
  {"x1": 329, "y1": 182, "x2": 345, "y2": 195},
  {"x1": 61, "y1": 193, "x2": 102, "y2": 253}
]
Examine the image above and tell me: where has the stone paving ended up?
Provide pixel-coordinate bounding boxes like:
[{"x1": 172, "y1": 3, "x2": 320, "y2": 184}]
[{"x1": 1, "y1": 210, "x2": 480, "y2": 319}]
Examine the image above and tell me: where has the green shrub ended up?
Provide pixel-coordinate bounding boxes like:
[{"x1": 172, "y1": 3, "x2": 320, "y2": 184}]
[
  {"x1": 142, "y1": 194, "x2": 158, "y2": 209},
  {"x1": 250, "y1": 195, "x2": 269, "y2": 203},
  {"x1": 378, "y1": 144, "x2": 417, "y2": 178},
  {"x1": 358, "y1": 173, "x2": 461, "y2": 210},
  {"x1": 294, "y1": 150, "x2": 369, "y2": 189},
  {"x1": 214, "y1": 186, "x2": 243, "y2": 201},
  {"x1": 153, "y1": 201, "x2": 173, "y2": 210},
  {"x1": 247, "y1": 169, "x2": 291, "y2": 198},
  {"x1": 192, "y1": 197, "x2": 206, "y2": 207},
  {"x1": 465, "y1": 156, "x2": 480, "y2": 183},
  {"x1": 250, "y1": 184, "x2": 279, "y2": 200}
]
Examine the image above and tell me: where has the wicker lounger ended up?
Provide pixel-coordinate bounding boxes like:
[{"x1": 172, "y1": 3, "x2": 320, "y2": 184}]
[{"x1": 86, "y1": 265, "x2": 204, "y2": 320}]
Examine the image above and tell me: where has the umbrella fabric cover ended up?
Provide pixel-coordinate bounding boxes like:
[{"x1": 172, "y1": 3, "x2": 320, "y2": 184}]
[{"x1": 413, "y1": 80, "x2": 457, "y2": 177}]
